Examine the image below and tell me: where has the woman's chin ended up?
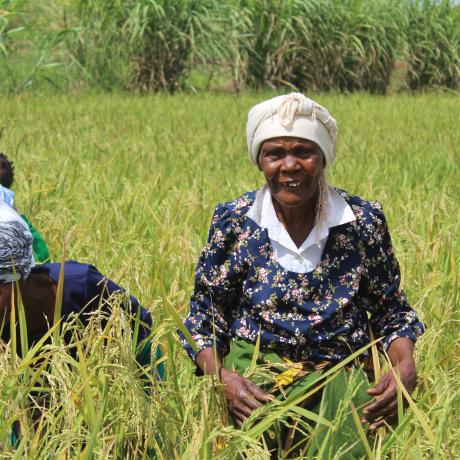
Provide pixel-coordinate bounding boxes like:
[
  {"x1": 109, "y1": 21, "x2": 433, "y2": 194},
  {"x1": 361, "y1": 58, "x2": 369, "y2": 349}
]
[{"x1": 273, "y1": 191, "x2": 307, "y2": 208}]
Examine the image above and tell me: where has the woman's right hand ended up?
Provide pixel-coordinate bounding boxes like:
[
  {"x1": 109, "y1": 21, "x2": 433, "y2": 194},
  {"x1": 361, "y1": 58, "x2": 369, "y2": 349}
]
[{"x1": 220, "y1": 368, "x2": 274, "y2": 426}]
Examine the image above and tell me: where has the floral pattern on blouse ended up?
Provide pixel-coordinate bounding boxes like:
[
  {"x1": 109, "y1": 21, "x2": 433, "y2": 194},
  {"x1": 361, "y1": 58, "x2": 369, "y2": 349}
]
[{"x1": 180, "y1": 188, "x2": 424, "y2": 364}]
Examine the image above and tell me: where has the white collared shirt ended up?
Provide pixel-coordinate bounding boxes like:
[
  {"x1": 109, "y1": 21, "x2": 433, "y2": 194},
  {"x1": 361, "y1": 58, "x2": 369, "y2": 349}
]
[{"x1": 246, "y1": 185, "x2": 356, "y2": 273}]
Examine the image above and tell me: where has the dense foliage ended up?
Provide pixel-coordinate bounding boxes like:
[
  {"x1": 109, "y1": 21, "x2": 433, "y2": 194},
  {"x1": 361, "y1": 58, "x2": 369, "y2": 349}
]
[
  {"x1": 0, "y1": 0, "x2": 459, "y2": 93},
  {"x1": 405, "y1": 0, "x2": 460, "y2": 90},
  {"x1": 73, "y1": 0, "x2": 229, "y2": 91},
  {"x1": 0, "y1": 92, "x2": 458, "y2": 458},
  {"x1": 236, "y1": 0, "x2": 406, "y2": 93}
]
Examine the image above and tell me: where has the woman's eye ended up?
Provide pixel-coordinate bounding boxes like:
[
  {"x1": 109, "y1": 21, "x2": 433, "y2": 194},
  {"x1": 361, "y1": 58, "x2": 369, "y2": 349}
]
[
  {"x1": 297, "y1": 150, "x2": 318, "y2": 158},
  {"x1": 266, "y1": 150, "x2": 283, "y2": 158}
]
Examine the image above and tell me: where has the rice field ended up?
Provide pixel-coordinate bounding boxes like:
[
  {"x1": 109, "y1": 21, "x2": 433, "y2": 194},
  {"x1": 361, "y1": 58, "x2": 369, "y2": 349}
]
[{"x1": 0, "y1": 92, "x2": 459, "y2": 458}]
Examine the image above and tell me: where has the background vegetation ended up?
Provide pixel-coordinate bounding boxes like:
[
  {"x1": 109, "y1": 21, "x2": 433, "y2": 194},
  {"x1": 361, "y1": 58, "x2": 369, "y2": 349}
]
[
  {"x1": 0, "y1": 92, "x2": 458, "y2": 458},
  {"x1": 0, "y1": 0, "x2": 459, "y2": 94},
  {"x1": 0, "y1": 0, "x2": 459, "y2": 458}
]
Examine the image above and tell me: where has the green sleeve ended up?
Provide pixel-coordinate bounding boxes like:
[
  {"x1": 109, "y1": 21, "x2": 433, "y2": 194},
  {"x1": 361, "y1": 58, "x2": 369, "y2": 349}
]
[{"x1": 20, "y1": 215, "x2": 51, "y2": 263}]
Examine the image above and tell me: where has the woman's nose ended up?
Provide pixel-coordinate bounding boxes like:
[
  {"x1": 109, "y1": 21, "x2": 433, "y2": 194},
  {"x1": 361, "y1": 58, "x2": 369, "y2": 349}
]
[{"x1": 281, "y1": 154, "x2": 301, "y2": 172}]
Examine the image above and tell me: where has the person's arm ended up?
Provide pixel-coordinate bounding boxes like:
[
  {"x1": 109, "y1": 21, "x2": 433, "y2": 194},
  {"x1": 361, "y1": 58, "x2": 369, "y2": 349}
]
[
  {"x1": 85, "y1": 265, "x2": 152, "y2": 344},
  {"x1": 361, "y1": 203, "x2": 424, "y2": 429},
  {"x1": 364, "y1": 205, "x2": 424, "y2": 349},
  {"x1": 179, "y1": 204, "x2": 241, "y2": 364},
  {"x1": 362, "y1": 337, "x2": 416, "y2": 429},
  {"x1": 180, "y1": 205, "x2": 273, "y2": 424}
]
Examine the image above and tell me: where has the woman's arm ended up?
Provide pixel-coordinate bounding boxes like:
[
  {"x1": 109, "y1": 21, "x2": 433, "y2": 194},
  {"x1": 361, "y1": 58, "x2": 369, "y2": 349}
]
[
  {"x1": 196, "y1": 347, "x2": 273, "y2": 426},
  {"x1": 179, "y1": 204, "x2": 242, "y2": 363},
  {"x1": 362, "y1": 337, "x2": 416, "y2": 429},
  {"x1": 360, "y1": 203, "x2": 423, "y2": 430},
  {"x1": 183, "y1": 203, "x2": 273, "y2": 424},
  {"x1": 364, "y1": 204, "x2": 424, "y2": 349}
]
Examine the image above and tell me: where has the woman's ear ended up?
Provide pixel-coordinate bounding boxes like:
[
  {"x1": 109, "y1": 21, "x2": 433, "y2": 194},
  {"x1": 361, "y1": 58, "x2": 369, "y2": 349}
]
[{"x1": 256, "y1": 150, "x2": 263, "y2": 171}]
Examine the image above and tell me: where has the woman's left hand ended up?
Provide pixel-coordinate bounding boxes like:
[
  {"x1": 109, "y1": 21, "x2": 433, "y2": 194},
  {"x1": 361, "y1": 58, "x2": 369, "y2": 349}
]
[{"x1": 362, "y1": 358, "x2": 417, "y2": 430}]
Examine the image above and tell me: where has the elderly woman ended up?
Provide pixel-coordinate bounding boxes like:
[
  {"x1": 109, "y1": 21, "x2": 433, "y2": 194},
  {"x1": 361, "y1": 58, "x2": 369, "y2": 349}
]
[{"x1": 180, "y1": 93, "x2": 424, "y2": 455}]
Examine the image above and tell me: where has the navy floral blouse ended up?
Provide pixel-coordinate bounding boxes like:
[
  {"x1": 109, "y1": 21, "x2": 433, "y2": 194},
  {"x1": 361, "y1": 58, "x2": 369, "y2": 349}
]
[{"x1": 181, "y1": 188, "x2": 424, "y2": 364}]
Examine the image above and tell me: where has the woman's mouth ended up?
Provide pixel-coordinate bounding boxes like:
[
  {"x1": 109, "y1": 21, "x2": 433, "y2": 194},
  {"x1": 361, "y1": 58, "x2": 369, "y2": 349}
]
[{"x1": 280, "y1": 181, "x2": 303, "y2": 188}]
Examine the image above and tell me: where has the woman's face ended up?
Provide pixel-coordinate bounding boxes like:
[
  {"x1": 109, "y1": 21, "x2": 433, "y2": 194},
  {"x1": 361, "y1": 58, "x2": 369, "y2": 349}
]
[{"x1": 258, "y1": 137, "x2": 324, "y2": 209}]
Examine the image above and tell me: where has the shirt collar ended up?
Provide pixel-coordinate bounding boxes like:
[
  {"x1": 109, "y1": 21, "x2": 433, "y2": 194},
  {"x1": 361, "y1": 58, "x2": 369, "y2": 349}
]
[{"x1": 246, "y1": 184, "x2": 356, "y2": 253}]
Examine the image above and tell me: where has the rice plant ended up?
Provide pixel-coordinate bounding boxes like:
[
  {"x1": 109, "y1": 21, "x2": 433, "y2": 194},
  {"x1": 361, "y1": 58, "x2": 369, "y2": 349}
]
[{"x1": 0, "y1": 91, "x2": 458, "y2": 458}]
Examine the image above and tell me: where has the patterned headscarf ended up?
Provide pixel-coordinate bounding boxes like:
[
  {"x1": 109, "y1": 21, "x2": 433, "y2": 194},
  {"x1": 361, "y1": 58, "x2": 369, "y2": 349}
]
[
  {"x1": 246, "y1": 93, "x2": 338, "y2": 166},
  {"x1": 0, "y1": 200, "x2": 34, "y2": 283}
]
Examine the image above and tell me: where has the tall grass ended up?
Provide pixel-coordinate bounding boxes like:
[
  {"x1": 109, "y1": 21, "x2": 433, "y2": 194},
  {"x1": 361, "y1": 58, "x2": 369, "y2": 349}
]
[
  {"x1": 0, "y1": 0, "x2": 74, "y2": 92},
  {"x1": 73, "y1": 0, "x2": 229, "y2": 92},
  {"x1": 405, "y1": 0, "x2": 460, "y2": 91},
  {"x1": 0, "y1": 92, "x2": 458, "y2": 457},
  {"x1": 71, "y1": 0, "x2": 131, "y2": 90},
  {"x1": 2, "y1": 0, "x2": 460, "y2": 93},
  {"x1": 237, "y1": 0, "x2": 406, "y2": 94}
]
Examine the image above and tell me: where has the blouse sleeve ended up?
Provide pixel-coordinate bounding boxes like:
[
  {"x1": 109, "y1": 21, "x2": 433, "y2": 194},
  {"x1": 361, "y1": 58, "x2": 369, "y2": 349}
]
[
  {"x1": 361, "y1": 203, "x2": 424, "y2": 350},
  {"x1": 180, "y1": 204, "x2": 245, "y2": 362},
  {"x1": 84, "y1": 265, "x2": 152, "y2": 344}
]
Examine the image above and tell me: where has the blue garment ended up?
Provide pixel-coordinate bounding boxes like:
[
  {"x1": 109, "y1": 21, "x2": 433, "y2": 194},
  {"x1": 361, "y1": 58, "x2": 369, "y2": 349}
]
[
  {"x1": 29, "y1": 261, "x2": 153, "y2": 344},
  {"x1": 180, "y1": 188, "x2": 424, "y2": 364},
  {"x1": 0, "y1": 184, "x2": 14, "y2": 207},
  {"x1": 7, "y1": 261, "x2": 164, "y2": 448}
]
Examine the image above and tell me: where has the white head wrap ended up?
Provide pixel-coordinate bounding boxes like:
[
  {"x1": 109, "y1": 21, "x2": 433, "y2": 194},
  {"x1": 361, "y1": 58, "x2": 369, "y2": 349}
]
[
  {"x1": 0, "y1": 200, "x2": 34, "y2": 283},
  {"x1": 246, "y1": 93, "x2": 338, "y2": 166}
]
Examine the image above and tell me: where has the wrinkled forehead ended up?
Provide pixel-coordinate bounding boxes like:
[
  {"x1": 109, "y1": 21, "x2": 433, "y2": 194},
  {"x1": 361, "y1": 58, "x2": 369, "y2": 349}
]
[
  {"x1": 261, "y1": 136, "x2": 321, "y2": 147},
  {"x1": 258, "y1": 137, "x2": 325, "y2": 165}
]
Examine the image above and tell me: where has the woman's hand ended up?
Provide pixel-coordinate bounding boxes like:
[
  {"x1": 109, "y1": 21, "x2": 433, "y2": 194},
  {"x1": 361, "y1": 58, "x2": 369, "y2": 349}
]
[
  {"x1": 362, "y1": 360, "x2": 416, "y2": 430},
  {"x1": 220, "y1": 368, "x2": 274, "y2": 427},
  {"x1": 195, "y1": 347, "x2": 274, "y2": 427},
  {"x1": 362, "y1": 337, "x2": 417, "y2": 430}
]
